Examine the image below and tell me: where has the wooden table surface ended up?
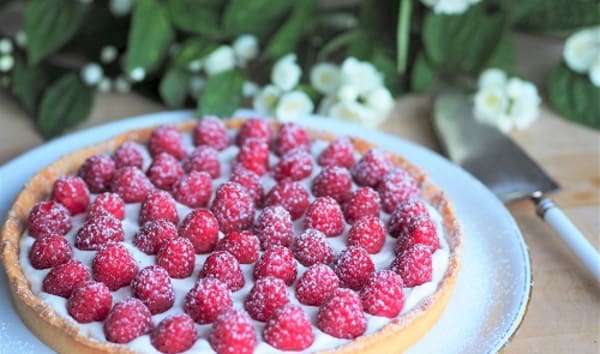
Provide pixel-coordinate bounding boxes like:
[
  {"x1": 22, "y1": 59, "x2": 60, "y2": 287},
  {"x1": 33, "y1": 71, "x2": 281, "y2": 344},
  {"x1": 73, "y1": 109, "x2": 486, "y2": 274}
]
[{"x1": 0, "y1": 35, "x2": 599, "y2": 353}]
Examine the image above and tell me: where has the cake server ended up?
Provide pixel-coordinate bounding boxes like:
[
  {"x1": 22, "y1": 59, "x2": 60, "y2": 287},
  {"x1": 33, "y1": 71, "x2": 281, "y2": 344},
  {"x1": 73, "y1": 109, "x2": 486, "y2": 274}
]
[{"x1": 432, "y1": 87, "x2": 600, "y2": 283}]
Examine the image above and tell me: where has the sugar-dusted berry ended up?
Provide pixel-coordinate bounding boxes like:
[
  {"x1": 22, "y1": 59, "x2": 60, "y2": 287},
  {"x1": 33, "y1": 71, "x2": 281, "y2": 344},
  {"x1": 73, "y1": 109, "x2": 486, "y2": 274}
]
[
  {"x1": 178, "y1": 208, "x2": 219, "y2": 253},
  {"x1": 183, "y1": 145, "x2": 220, "y2": 179},
  {"x1": 254, "y1": 205, "x2": 293, "y2": 249},
  {"x1": 317, "y1": 288, "x2": 366, "y2": 339},
  {"x1": 200, "y1": 251, "x2": 245, "y2": 291},
  {"x1": 230, "y1": 165, "x2": 263, "y2": 206},
  {"x1": 264, "y1": 180, "x2": 309, "y2": 220},
  {"x1": 67, "y1": 281, "x2": 112, "y2": 323},
  {"x1": 215, "y1": 230, "x2": 260, "y2": 264},
  {"x1": 113, "y1": 142, "x2": 144, "y2": 169},
  {"x1": 148, "y1": 125, "x2": 186, "y2": 160},
  {"x1": 236, "y1": 117, "x2": 271, "y2": 146},
  {"x1": 253, "y1": 245, "x2": 297, "y2": 285},
  {"x1": 304, "y1": 196, "x2": 345, "y2": 237},
  {"x1": 29, "y1": 234, "x2": 72, "y2": 269},
  {"x1": 391, "y1": 244, "x2": 433, "y2": 287},
  {"x1": 139, "y1": 190, "x2": 179, "y2": 226},
  {"x1": 134, "y1": 220, "x2": 178, "y2": 255},
  {"x1": 111, "y1": 166, "x2": 154, "y2": 203},
  {"x1": 273, "y1": 148, "x2": 313, "y2": 181},
  {"x1": 51, "y1": 176, "x2": 90, "y2": 215},
  {"x1": 236, "y1": 138, "x2": 269, "y2": 176},
  {"x1": 75, "y1": 211, "x2": 124, "y2": 250},
  {"x1": 78, "y1": 155, "x2": 116, "y2": 193},
  {"x1": 27, "y1": 200, "x2": 72, "y2": 239},
  {"x1": 347, "y1": 215, "x2": 386, "y2": 254},
  {"x1": 172, "y1": 171, "x2": 212, "y2": 208},
  {"x1": 42, "y1": 259, "x2": 90, "y2": 298},
  {"x1": 92, "y1": 243, "x2": 138, "y2": 291},
  {"x1": 378, "y1": 169, "x2": 419, "y2": 213},
  {"x1": 292, "y1": 229, "x2": 334, "y2": 267},
  {"x1": 131, "y1": 265, "x2": 175, "y2": 314},
  {"x1": 318, "y1": 138, "x2": 355, "y2": 169},
  {"x1": 151, "y1": 314, "x2": 198, "y2": 354},
  {"x1": 273, "y1": 122, "x2": 311, "y2": 156},
  {"x1": 184, "y1": 277, "x2": 233, "y2": 324},
  {"x1": 351, "y1": 148, "x2": 392, "y2": 187},
  {"x1": 311, "y1": 165, "x2": 352, "y2": 203},
  {"x1": 208, "y1": 308, "x2": 256, "y2": 354},
  {"x1": 334, "y1": 246, "x2": 375, "y2": 290},
  {"x1": 344, "y1": 186, "x2": 380, "y2": 224},
  {"x1": 146, "y1": 152, "x2": 184, "y2": 190},
  {"x1": 295, "y1": 264, "x2": 339, "y2": 306},
  {"x1": 104, "y1": 298, "x2": 152, "y2": 344},
  {"x1": 211, "y1": 182, "x2": 255, "y2": 233},
  {"x1": 264, "y1": 304, "x2": 314, "y2": 351},
  {"x1": 89, "y1": 192, "x2": 125, "y2": 220},
  {"x1": 156, "y1": 237, "x2": 195, "y2": 278},
  {"x1": 194, "y1": 116, "x2": 229, "y2": 151},
  {"x1": 360, "y1": 270, "x2": 404, "y2": 318},
  {"x1": 244, "y1": 276, "x2": 289, "y2": 322}
]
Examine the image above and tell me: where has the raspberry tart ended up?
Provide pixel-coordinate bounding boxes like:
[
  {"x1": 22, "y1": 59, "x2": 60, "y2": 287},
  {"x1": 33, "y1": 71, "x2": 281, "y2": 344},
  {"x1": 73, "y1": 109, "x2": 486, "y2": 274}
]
[{"x1": 1, "y1": 117, "x2": 462, "y2": 353}]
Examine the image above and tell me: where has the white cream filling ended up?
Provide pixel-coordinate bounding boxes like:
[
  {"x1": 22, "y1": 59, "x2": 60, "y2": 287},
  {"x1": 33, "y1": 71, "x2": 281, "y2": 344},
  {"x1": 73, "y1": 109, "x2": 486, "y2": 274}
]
[{"x1": 19, "y1": 133, "x2": 450, "y2": 354}]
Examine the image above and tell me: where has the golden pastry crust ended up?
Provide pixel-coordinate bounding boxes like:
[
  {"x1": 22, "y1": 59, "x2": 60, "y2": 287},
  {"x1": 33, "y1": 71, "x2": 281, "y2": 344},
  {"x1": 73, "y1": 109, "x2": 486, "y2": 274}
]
[{"x1": 1, "y1": 118, "x2": 462, "y2": 354}]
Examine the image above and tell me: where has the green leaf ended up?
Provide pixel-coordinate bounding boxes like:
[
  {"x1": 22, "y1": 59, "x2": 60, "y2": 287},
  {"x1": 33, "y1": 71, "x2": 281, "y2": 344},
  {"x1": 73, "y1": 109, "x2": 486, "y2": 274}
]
[
  {"x1": 509, "y1": 0, "x2": 600, "y2": 34},
  {"x1": 422, "y1": 4, "x2": 507, "y2": 74},
  {"x1": 264, "y1": 0, "x2": 318, "y2": 60},
  {"x1": 159, "y1": 68, "x2": 189, "y2": 108},
  {"x1": 223, "y1": 0, "x2": 294, "y2": 38},
  {"x1": 198, "y1": 70, "x2": 244, "y2": 118},
  {"x1": 172, "y1": 37, "x2": 217, "y2": 68},
  {"x1": 484, "y1": 28, "x2": 515, "y2": 72},
  {"x1": 11, "y1": 58, "x2": 49, "y2": 114},
  {"x1": 24, "y1": 0, "x2": 83, "y2": 65},
  {"x1": 548, "y1": 63, "x2": 600, "y2": 130},
  {"x1": 167, "y1": 0, "x2": 223, "y2": 37},
  {"x1": 396, "y1": 0, "x2": 412, "y2": 74},
  {"x1": 37, "y1": 73, "x2": 94, "y2": 139},
  {"x1": 411, "y1": 53, "x2": 436, "y2": 93},
  {"x1": 126, "y1": 0, "x2": 174, "y2": 73}
]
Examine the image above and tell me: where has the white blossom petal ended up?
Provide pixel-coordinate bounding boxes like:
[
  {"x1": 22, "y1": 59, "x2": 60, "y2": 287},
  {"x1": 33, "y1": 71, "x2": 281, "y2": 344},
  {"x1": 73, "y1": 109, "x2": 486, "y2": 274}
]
[
  {"x1": 337, "y1": 84, "x2": 359, "y2": 103},
  {"x1": 310, "y1": 62, "x2": 341, "y2": 95},
  {"x1": 243, "y1": 81, "x2": 259, "y2": 97},
  {"x1": 589, "y1": 54, "x2": 600, "y2": 87},
  {"x1": 329, "y1": 100, "x2": 378, "y2": 127},
  {"x1": 204, "y1": 45, "x2": 236, "y2": 76},
  {"x1": 340, "y1": 57, "x2": 383, "y2": 95},
  {"x1": 366, "y1": 86, "x2": 394, "y2": 117},
  {"x1": 478, "y1": 68, "x2": 507, "y2": 89},
  {"x1": 109, "y1": 0, "x2": 132, "y2": 16},
  {"x1": 563, "y1": 27, "x2": 600, "y2": 73},
  {"x1": 80, "y1": 63, "x2": 103, "y2": 85},
  {"x1": 271, "y1": 54, "x2": 302, "y2": 91},
  {"x1": 474, "y1": 86, "x2": 508, "y2": 123},
  {"x1": 233, "y1": 34, "x2": 259, "y2": 62},
  {"x1": 253, "y1": 85, "x2": 281, "y2": 116},
  {"x1": 275, "y1": 90, "x2": 314, "y2": 122}
]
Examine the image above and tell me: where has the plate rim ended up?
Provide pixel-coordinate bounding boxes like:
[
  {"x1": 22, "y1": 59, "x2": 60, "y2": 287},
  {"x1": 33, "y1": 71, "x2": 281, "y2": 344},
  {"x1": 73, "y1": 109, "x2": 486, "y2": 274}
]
[{"x1": 0, "y1": 110, "x2": 532, "y2": 354}]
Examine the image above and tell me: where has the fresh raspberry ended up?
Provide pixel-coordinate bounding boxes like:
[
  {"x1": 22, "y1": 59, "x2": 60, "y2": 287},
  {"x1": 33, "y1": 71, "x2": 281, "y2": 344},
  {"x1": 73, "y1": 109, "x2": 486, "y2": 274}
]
[
  {"x1": 229, "y1": 165, "x2": 263, "y2": 206},
  {"x1": 273, "y1": 148, "x2": 313, "y2": 181},
  {"x1": 253, "y1": 245, "x2": 297, "y2": 285},
  {"x1": 216, "y1": 231, "x2": 260, "y2": 264},
  {"x1": 264, "y1": 304, "x2": 314, "y2": 351},
  {"x1": 184, "y1": 277, "x2": 233, "y2": 324},
  {"x1": 151, "y1": 314, "x2": 197, "y2": 354},
  {"x1": 156, "y1": 237, "x2": 195, "y2": 278},
  {"x1": 304, "y1": 197, "x2": 345, "y2": 237},
  {"x1": 147, "y1": 152, "x2": 184, "y2": 190},
  {"x1": 148, "y1": 125, "x2": 186, "y2": 160},
  {"x1": 273, "y1": 122, "x2": 311, "y2": 156},
  {"x1": 264, "y1": 180, "x2": 309, "y2": 220},
  {"x1": 360, "y1": 270, "x2": 404, "y2": 318},
  {"x1": 344, "y1": 186, "x2": 381, "y2": 224},
  {"x1": 311, "y1": 165, "x2": 352, "y2": 203},
  {"x1": 378, "y1": 169, "x2": 419, "y2": 213},
  {"x1": 292, "y1": 229, "x2": 334, "y2": 267},
  {"x1": 139, "y1": 190, "x2": 179, "y2": 226},
  {"x1": 172, "y1": 171, "x2": 212, "y2": 208},
  {"x1": 111, "y1": 167, "x2": 154, "y2": 203},
  {"x1": 113, "y1": 142, "x2": 145, "y2": 169},
  {"x1": 131, "y1": 265, "x2": 175, "y2": 314},
  {"x1": 92, "y1": 243, "x2": 139, "y2": 291},
  {"x1": 391, "y1": 244, "x2": 433, "y2": 287},
  {"x1": 75, "y1": 211, "x2": 124, "y2": 250},
  {"x1": 194, "y1": 116, "x2": 230, "y2": 151},
  {"x1": 104, "y1": 298, "x2": 152, "y2": 344},
  {"x1": 27, "y1": 200, "x2": 72, "y2": 238},
  {"x1": 211, "y1": 182, "x2": 255, "y2": 233},
  {"x1": 183, "y1": 145, "x2": 221, "y2": 179},
  {"x1": 42, "y1": 259, "x2": 90, "y2": 298},
  {"x1": 334, "y1": 246, "x2": 375, "y2": 290},
  {"x1": 295, "y1": 264, "x2": 339, "y2": 306},
  {"x1": 236, "y1": 138, "x2": 269, "y2": 176},
  {"x1": 178, "y1": 209, "x2": 219, "y2": 253},
  {"x1": 318, "y1": 138, "x2": 355, "y2": 168},
  {"x1": 347, "y1": 216, "x2": 386, "y2": 254},
  {"x1": 67, "y1": 281, "x2": 112, "y2": 323},
  {"x1": 236, "y1": 118, "x2": 272, "y2": 146},
  {"x1": 208, "y1": 308, "x2": 257, "y2": 354},
  {"x1": 200, "y1": 251, "x2": 245, "y2": 291},
  {"x1": 51, "y1": 176, "x2": 90, "y2": 215},
  {"x1": 351, "y1": 148, "x2": 392, "y2": 187},
  {"x1": 394, "y1": 215, "x2": 440, "y2": 254},
  {"x1": 78, "y1": 155, "x2": 116, "y2": 193},
  {"x1": 317, "y1": 288, "x2": 366, "y2": 339},
  {"x1": 254, "y1": 205, "x2": 293, "y2": 249},
  {"x1": 89, "y1": 192, "x2": 125, "y2": 220},
  {"x1": 134, "y1": 220, "x2": 178, "y2": 255},
  {"x1": 244, "y1": 276, "x2": 289, "y2": 322},
  {"x1": 388, "y1": 199, "x2": 429, "y2": 237},
  {"x1": 29, "y1": 234, "x2": 72, "y2": 269}
]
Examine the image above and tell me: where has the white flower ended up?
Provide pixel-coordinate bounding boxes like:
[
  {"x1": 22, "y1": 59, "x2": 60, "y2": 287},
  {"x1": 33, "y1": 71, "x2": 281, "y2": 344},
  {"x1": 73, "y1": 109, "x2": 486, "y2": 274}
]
[
  {"x1": 243, "y1": 81, "x2": 259, "y2": 97},
  {"x1": 271, "y1": 54, "x2": 302, "y2": 91},
  {"x1": 114, "y1": 76, "x2": 131, "y2": 93},
  {"x1": 188, "y1": 76, "x2": 205, "y2": 99},
  {"x1": 340, "y1": 57, "x2": 383, "y2": 95},
  {"x1": 506, "y1": 77, "x2": 540, "y2": 105},
  {"x1": 253, "y1": 85, "x2": 281, "y2": 115},
  {"x1": 563, "y1": 27, "x2": 600, "y2": 73},
  {"x1": 509, "y1": 98, "x2": 540, "y2": 130},
  {"x1": 0, "y1": 38, "x2": 13, "y2": 54},
  {"x1": 474, "y1": 86, "x2": 508, "y2": 123},
  {"x1": 233, "y1": 34, "x2": 258, "y2": 63},
  {"x1": 337, "y1": 84, "x2": 359, "y2": 103},
  {"x1": 97, "y1": 78, "x2": 112, "y2": 93},
  {"x1": 589, "y1": 54, "x2": 600, "y2": 87},
  {"x1": 420, "y1": 0, "x2": 480, "y2": 15},
  {"x1": 187, "y1": 59, "x2": 202, "y2": 73},
  {"x1": 0, "y1": 55, "x2": 14, "y2": 72},
  {"x1": 204, "y1": 45, "x2": 236, "y2": 76},
  {"x1": 329, "y1": 100, "x2": 379, "y2": 127},
  {"x1": 109, "y1": 0, "x2": 132, "y2": 17},
  {"x1": 310, "y1": 62, "x2": 341, "y2": 95},
  {"x1": 80, "y1": 63, "x2": 103, "y2": 85},
  {"x1": 100, "y1": 46, "x2": 117, "y2": 64},
  {"x1": 14, "y1": 31, "x2": 27, "y2": 48},
  {"x1": 275, "y1": 90, "x2": 314, "y2": 122},
  {"x1": 129, "y1": 67, "x2": 145, "y2": 82},
  {"x1": 479, "y1": 68, "x2": 507, "y2": 89},
  {"x1": 366, "y1": 87, "x2": 394, "y2": 115}
]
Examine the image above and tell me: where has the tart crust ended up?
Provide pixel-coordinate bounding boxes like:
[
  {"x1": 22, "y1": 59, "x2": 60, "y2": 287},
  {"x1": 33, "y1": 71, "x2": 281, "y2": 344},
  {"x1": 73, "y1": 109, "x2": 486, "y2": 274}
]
[{"x1": 1, "y1": 118, "x2": 462, "y2": 354}]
